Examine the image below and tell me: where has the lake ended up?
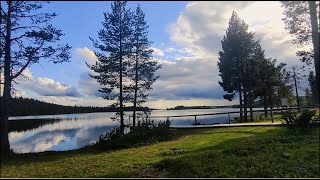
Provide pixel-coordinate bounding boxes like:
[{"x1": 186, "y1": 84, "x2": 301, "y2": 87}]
[{"x1": 8, "y1": 108, "x2": 263, "y2": 153}]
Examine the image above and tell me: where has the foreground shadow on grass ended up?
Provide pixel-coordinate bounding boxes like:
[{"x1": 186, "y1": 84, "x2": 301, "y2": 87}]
[
  {"x1": 151, "y1": 127, "x2": 320, "y2": 178},
  {"x1": 1, "y1": 126, "x2": 319, "y2": 178},
  {"x1": 1, "y1": 127, "x2": 268, "y2": 167}
]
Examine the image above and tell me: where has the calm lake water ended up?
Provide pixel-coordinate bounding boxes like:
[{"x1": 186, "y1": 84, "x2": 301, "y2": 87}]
[{"x1": 8, "y1": 108, "x2": 263, "y2": 153}]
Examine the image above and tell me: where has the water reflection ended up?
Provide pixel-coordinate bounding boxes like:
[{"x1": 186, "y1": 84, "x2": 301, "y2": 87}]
[{"x1": 8, "y1": 108, "x2": 262, "y2": 153}]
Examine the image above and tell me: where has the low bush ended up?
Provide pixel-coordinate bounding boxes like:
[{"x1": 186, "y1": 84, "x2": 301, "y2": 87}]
[
  {"x1": 92, "y1": 119, "x2": 176, "y2": 150},
  {"x1": 281, "y1": 109, "x2": 319, "y2": 130}
]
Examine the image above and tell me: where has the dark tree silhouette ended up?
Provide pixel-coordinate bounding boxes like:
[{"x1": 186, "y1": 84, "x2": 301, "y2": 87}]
[
  {"x1": 129, "y1": 5, "x2": 161, "y2": 127},
  {"x1": 280, "y1": 1, "x2": 319, "y2": 105},
  {"x1": 218, "y1": 11, "x2": 257, "y2": 122},
  {"x1": 308, "y1": 71, "x2": 318, "y2": 105},
  {"x1": 0, "y1": 1, "x2": 71, "y2": 158},
  {"x1": 87, "y1": 1, "x2": 133, "y2": 134}
]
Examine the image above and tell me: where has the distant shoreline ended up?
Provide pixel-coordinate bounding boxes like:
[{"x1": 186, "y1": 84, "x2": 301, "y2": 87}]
[{"x1": 166, "y1": 105, "x2": 241, "y2": 110}]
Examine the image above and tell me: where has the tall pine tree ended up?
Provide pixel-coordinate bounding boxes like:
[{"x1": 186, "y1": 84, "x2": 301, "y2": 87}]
[
  {"x1": 280, "y1": 1, "x2": 319, "y2": 105},
  {"x1": 129, "y1": 5, "x2": 161, "y2": 127},
  {"x1": 0, "y1": 1, "x2": 71, "y2": 158},
  {"x1": 87, "y1": 1, "x2": 133, "y2": 134},
  {"x1": 218, "y1": 11, "x2": 256, "y2": 122}
]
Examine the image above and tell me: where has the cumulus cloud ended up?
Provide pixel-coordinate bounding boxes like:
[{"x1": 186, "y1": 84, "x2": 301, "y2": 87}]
[
  {"x1": 17, "y1": 69, "x2": 82, "y2": 97},
  {"x1": 150, "y1": 47, "x2": 165, "y2": 56},
  {"x1": 77, "y1": 72, "x2": 104, "y2": 97},
  {"x1": 146, "y1": 1, "x2": 309, "y2": 107},
  {"x1": 14, "y1": 2, "x2": 309, "y2": 109},
  {"x1": 150, "y1": 56, "x2": 224, "y2": 100},
  {"x1": 75, "y1": 47, "x2": 98, "y2": 64},
  {"x1": 165, "y1": 47, "x2": 176, "y2": 53},
  {"x1": 169, "y1": 1, "x2": 306, "y2": 65}
]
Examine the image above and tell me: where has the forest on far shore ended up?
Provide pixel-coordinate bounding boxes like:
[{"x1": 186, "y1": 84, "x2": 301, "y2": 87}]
[{"x1": 3, "y1": 97, "x2": 151, "y2": 117}]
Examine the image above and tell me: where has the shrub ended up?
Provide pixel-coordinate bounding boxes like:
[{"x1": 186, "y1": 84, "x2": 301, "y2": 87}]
[
  {"x1": 281, "y1": 109, "x2": 319, "y2": 130},
  {"x1": 93, "y1": 119, "x2": 175, "y2": 150},
  {"x1": 158, "y1": 119, "x2": 171, "y2": 128}
]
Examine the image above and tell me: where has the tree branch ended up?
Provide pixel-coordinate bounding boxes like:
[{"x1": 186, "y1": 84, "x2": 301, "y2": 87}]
[
  {"x1": 10, "y1": 33, "x2": 27, "y2": 41},
  {"x1": 11, "y1": 25, "x2": 40, "y2": 31},
  {"x1": 11, "y1": 57, "x2": 31, "y2": 79},
  {"x1": 12, "y1": 41, "x2": 45, "y2": 79}
]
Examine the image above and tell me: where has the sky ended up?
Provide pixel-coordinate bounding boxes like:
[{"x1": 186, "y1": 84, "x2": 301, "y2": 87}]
[{"x1": 9, "y1": 1, "x2": 312, "y2": 109}]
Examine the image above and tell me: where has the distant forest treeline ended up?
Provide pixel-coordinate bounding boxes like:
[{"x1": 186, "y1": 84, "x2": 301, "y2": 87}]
[
  {"x1": 167, "y1": 96, "x2": 311, "y2": 110},
  {"x1": 167, "y1": 105, "x2": 240, "y2": 110},
  {"x1": 2, "y1": 97, "x2": 151, "y2": 117}
]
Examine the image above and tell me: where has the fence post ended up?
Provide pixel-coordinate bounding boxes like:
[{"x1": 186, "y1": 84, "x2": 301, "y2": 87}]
[{"x1": 228, "y1": 113, "x2": 231, "y2": 124}]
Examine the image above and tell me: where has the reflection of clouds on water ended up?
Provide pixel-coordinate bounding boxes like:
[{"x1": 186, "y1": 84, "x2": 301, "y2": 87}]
[
  {"x1": 9, "y1": 109, "x2": 262, "y2": 153},
  {"x1": 33, "y1": 134, "x2": 67, "y2": 153},
  {"x1": 75, "y1": 125, "x2": 118, "y2": 147},
  {"x1": 9, "y1": 114, "x2": 121, "y2": 153},
  {"x1": 11, "y1": 133, "x2": 68, "y2": 153},
  {"x1": 10, "y1": 129, "x2": 78, "y2": 153},
  {"x1": 8, "y1": 132, "x2": 24, "y2": 142}
]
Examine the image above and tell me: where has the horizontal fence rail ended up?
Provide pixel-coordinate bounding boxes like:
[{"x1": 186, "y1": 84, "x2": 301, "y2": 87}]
[{"x1": 126, "y1": 106, "x2": 320, "y2": 126}]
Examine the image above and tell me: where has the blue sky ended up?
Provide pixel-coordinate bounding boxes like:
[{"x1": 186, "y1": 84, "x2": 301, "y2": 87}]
[
  {"x1": 10, "y1": 1, "x2": 310, "y2": 109},
  {"x1": 29, "y1": 1, "x2": 187, "y2": 86}
]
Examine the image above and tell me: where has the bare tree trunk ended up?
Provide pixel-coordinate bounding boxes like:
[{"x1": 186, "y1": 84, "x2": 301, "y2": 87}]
[
  {"x1": 268, "y1": 93, "x2": 274, "y2": 123},
  {"x1": 119, "y1": 18, "x2": 124, "y2": 134},
  {"x1": 263, "y1": 92, "x2": 268, "y2": 118},
  {"x1": 239, "y1": 88, "x2": 243, "y2": 122},
  {"x1": 132, "y1": 54, "x2": 138, "y2": 127},
  {"x1": 1, "y1": 80, "x2": 11, "y2": 158},
  {"x1": 119, "y1": 62, "x2": 124, "y2": 133},
  {"x1": 249, "y1": 92, "x2": 253, "y2": 122},
  {"x1": 243, "y1": 90, "x2": 248, "y2": 122},
  {"x1": 1, "y1": 1, "x2": 12, "y2": 158},
  {"x1": 293, "y1": 67, "x2": 301, "y2": 112},
  {"x1": 308, "y1": 1, "x2": 320, "y2": 105}
]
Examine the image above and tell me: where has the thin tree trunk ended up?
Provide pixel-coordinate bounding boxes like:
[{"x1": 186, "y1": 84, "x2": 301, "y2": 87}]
[
  {"x1": 132, "y1": 54, "x2": 138, "y2": 127},
  {"x1": 1, "y1": 1, "x2": 12, "y2": 158},
  {"x1": 268, "y1": 93, "x2": 274, "y2": 123},
  {"x1": 119, "y1": 12, "x2": 124, "y2": 134},
  {"x1": 243, "y1": 90, "x2": 248, "y2": 122},
  {"x1": 263, "y1": 92, "x2": 268, "y2": 118},
  {"x1": 308, "y1": 1, "x2": 320, "y2": 105},
  {"x1": 249, "y1": 92, "x2": 253, "y2": 122},
  {"x1": 239, "y1": 88, "x2": 243, "y2": 122},
  {"x1": 293, "y1": 68, "x2": 300, "y2": 112}
]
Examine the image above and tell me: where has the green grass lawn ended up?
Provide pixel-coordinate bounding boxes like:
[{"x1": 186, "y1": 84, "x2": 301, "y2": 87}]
[{"x1": 1, "y1": 126, "x2": 319, "y2": 178}]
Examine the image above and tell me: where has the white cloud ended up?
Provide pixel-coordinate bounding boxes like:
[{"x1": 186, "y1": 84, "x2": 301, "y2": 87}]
[
  {"x1": 12, "y1": 2, "x2": 311, "y2": 109},
  {"x1": 157, "y1": 1, "x2": 310, "y2": 106},
  {"x1": 165, "y1": 47, "x2": 177, "y2": 53},
  {"x1": 16, "y1": 70, "x2": 82, "y2": 97},
  {"x1": 75, "y1": 47, "x2": 98, "y2": 64},
  {"x1": 169, "y1": 1, "x2": 307, "y2": 64},
  {"x1": 150, "y1": 47, "x2": 165, "y2": 56},
  {"x1": 21, "y1": 68, "x2": 33, "y2": 79}
]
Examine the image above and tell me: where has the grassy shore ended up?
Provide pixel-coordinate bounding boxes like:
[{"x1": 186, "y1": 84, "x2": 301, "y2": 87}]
[{"x1": 1, "y1": 125, "x2": 319, "y2": 178}]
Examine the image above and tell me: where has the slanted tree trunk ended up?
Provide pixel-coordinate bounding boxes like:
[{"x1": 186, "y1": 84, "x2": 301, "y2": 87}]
[
  {"x1": 1, "y1": 2, "x2": 12, "y2": 158},
  {"x1": 308, "y1": 1, "x2": 320, "y2": 105}
]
